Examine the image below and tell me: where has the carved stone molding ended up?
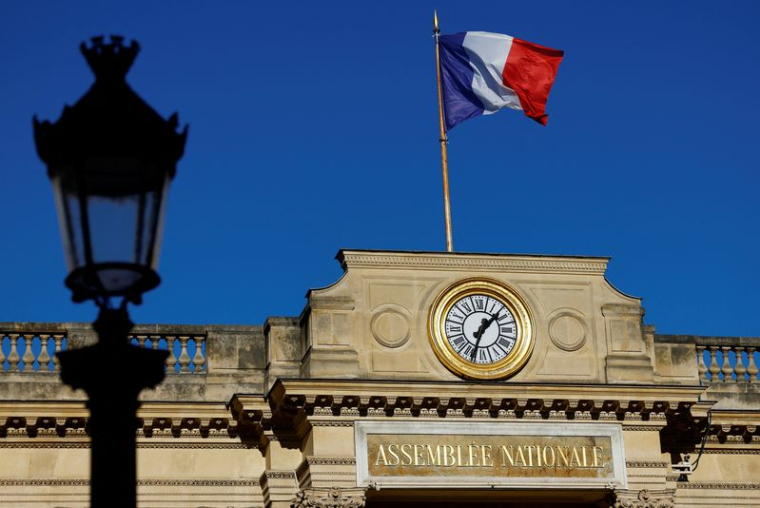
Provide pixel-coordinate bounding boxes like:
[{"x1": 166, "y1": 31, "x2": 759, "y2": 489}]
[
  {"x1": 291, "y1": 487, "x2": 367, "y2": 508},
  {"x1": 707, "y1": 423, "x2": 760, "y2": 444},
  {"x1": 338, "y1": 250, "x2": 609, "y2": 275},
  {"x1": 264, "y1": 471, "x2": 298, "y2": 480},
  {"x1": 626, "y1": 461, "x2": 669, "y2": 468},
  {"x1": 613, "y1": 488, "x2": 675, "y2": 508},
  {"x1": 262, "y1": 379, "x2": 712, "y2": 452},
  {"x1": 0, "y1": 414, "x2": 245, "y2": 441},
  {"x1": 139, "y1": 478, "x2": 259, "y2": 487},
  {"x1": 311, "y1": 421, "x2": 354, "y2": 427},
  {"x1": 270, "y1": 383, "x2": 697, "y2": 425},
  {"x1": 137, "y1": 442, "x2": 251, "y2": 449},
  {"x1": 677, "y1": 482, "x2": 760, "y2": 490},
  {"x1": 548, "y1": 309, "x2": 588, "y2": 352},
  {"x1": 0, "y1": 479, "x2": 90, "y2": 486},
  {"x1": 305, "y1": 457, "x2": 356, "y2": 466},
  {"x1": 370, "y1": 307, "x2": 411, "y2": 348},
  {"x1": 0, "y1": 478, "x2": 259, "y2": 487},
  {"x1": 0, "y1": 441, "x2": 89, "y2": 449},
  {"x1": 0, "y1": 441, "x2": 251, "y2": 450},
  {"x1": 702, "y1": 449, "x2": 760, "y2": 455}
]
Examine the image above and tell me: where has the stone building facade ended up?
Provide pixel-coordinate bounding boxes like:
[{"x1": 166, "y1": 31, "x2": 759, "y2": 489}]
[{"x1": 1, "y1": 250, "x2": 758, "y2": 507}]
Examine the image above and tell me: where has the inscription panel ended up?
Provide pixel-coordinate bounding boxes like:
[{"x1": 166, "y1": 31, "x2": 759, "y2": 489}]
[{"x1": 355, "y1": 421, "x2": 626, "y2": 489}]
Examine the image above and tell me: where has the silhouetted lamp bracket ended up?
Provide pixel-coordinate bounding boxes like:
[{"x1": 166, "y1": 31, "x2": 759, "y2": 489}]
[{"x1": 34, "y1": 35, "x2": 187, "y2": 306}]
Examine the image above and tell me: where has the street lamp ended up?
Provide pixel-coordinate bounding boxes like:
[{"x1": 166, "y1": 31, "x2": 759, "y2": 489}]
[{"x1": 33, "y1": 35, "x2": 187, "y2": 508}]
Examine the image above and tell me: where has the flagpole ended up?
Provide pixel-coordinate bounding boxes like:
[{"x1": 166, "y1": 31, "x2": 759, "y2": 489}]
[{"x1": 434, "y1": 10, "x2": 454, "y2": 252}]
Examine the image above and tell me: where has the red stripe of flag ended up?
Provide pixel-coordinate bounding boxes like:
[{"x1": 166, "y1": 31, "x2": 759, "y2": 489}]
[{"x1": 502, "y1": 38, "x2": 564, "y2": 126}]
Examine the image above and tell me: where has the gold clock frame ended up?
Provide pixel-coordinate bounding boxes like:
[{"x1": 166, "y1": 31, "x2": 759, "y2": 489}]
[{"x1": 428, "y1": 278, "x2": 534, "y2": 380}]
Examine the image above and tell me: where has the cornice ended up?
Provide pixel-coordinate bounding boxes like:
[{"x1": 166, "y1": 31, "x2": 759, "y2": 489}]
[
  {"x1": 0, "y1": 401, "x2": 88, "y2": 418},
  {"x1": 0, "y1": 441, "x2": 254, "y2": 449},
  {"x1": 0, "y1": 478, "x2": 259, "y2": 487},
  {"x1": 269, "y1": 379, "x2": 706, "y2": 405},
  {"x1": 708, "y1": 409, "x2": 760, "y2": 426},
  {"x1": 138, "y1": 401, "x2": 233, "y2": 420},
  {"x1": 253, "y1": 379, "x2": 709, "y2": 449},
  {"x1": 0, "y1": 413, "x2": 248, "y2": 442},
  {"x1": 337, "y1": 250, "x2": 609, "y2": 275},
  {"x1": 234, "y1": 379, "x2": 752, "y2": 457}
]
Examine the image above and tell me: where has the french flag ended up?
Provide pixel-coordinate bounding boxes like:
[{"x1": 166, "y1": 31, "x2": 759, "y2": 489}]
[{"x1": 439, "y1": 32, "x2": 564, "y2": 129}]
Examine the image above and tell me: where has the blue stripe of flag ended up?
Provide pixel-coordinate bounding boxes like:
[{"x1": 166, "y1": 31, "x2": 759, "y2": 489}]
[{"x1": 439, "y1": 33, "x2": 484, "y2": 131}]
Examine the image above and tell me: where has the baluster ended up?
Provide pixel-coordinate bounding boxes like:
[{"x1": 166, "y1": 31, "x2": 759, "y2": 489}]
[
  {"x1": 0, "y1": 334, "x2": 6, "y2": 371},
  {"x1": 151, "y1": 336, "x2": 160, "y2": 350},
  {"x1": 747, "y1": 347, "x2": 759, "y2": 383},
  {"x1": 21, "y1": 334, "x2": 36, "y2": 372},
  {"x1": 7, "y1": 334, "x2": 21, "y2": 372},
  {"x1": 135, "y1": 335, "x2": 147, "y2": 348},
  {"x1": 38, "y1": 335, "x2": 52, "y2": 373},
  {"x1": 178, "y1": 336, "x2": 191, "y2": 373},
  {"x1": 707, "y1": 346, "x2": 721, "y2": 383},
  {"x1": 697, "y1": 345, "x2": 708, "y2": 385},
  {"x1": 734, "y1": 346, "x2": 748, "y2": 383},
  {"x1": 164, "y1": 336, "x2": 177, "y2": 373},
  {"x1": 720, "y1": 346, "x2": 734, "y2": 382},
  {"x1": 192, "y1": 336, "x2": 206, "y2": 373},
  {"x1": 52, "y1": 335, "x2": 64, "y2": 372}
]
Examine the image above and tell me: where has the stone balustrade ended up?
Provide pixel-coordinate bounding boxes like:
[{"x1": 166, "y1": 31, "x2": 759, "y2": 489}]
[
  {"x1": 0, "y1": 324, "x2": 274, "y2": 402},
  {"x1": 129, "y1": 334, "x2": 206, "y2": 374},
  {"x1": 0, "y1": 322, "x2": 268, "y2": 402},
  {"x1": 0, "y1": 330, "x2": 66, "y2": 373},
  {"x1": 1, "y1": 326, "x2": 207, "y2": 375},
  {"x1": 696, "y1": 341, "x2": 759, "y2": 384}
]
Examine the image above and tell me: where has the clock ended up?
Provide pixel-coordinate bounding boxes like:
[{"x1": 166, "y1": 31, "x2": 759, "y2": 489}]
[{"x1": 428, "y1": 278, "x2": 534, "y2": 380}]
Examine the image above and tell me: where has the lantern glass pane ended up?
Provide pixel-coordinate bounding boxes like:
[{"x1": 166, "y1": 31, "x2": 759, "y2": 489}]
[
  {"x1": 51, "y1": 159, "x2": 171, "y2": 297},
  {"x1": 51, "y1": 171, "x2": 84, "y2": 272}
]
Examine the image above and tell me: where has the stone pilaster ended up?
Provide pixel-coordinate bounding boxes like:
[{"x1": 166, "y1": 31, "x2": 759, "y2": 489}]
[
  {"x1": 261, "y1": 470, "x2": 300, "y2": 508},
  {"x1": 265, "y1": 317, "x2": 303, "y2": 390},
  {"x1": 603, "y1": 304, "x2": 655, "y2": 383}
]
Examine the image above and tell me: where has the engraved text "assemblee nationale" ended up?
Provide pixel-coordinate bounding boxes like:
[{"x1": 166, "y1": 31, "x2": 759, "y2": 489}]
[{"x1": 373, "y1": 442, "x2": 605, "y2": 469}]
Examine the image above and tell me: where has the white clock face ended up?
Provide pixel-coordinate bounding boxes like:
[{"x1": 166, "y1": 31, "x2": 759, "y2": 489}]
[{"x1": 443, "y1": 294, "x2": 518, "y2": 365}]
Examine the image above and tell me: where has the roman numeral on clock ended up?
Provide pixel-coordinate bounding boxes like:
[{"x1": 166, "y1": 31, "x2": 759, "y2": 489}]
[
  {"x1": 498, "y1": 337, "x2": 514, "y2": 349},
  {"x1": 450, "y1": 335, "x2": 466, "y2": 349},
  {"x1": 487, "y1": 345, "x2": 502, "y2": 359}
]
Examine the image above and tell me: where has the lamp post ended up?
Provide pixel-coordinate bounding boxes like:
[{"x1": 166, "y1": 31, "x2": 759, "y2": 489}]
[{"x1": 33, "y1": 36, "x2": 187, "y2": 508}]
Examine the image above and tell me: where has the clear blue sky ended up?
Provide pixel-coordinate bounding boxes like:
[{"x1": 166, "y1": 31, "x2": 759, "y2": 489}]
[{"x1": 1, "y1": 1, "x2": 758, "y2": 336}]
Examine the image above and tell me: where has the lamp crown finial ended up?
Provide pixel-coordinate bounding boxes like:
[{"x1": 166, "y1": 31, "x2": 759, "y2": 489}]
[{"x1": 80, "y1": 35, "x2": 140, "y2": 82}]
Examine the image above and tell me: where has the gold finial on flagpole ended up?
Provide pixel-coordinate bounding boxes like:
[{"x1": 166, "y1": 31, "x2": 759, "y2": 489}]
[{"x1": 434, "y1": 11, "x2": 454, "y2": 252}]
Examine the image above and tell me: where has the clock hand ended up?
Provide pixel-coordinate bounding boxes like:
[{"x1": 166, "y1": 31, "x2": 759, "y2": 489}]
[
  {"x1": 470, "y1": 310, "x2": 503, "y2": 360},
  {"x1": 479, "y1": 310, "x2": 501, "y2": 335},
  {"x1": 472, "y1": 318, "x2": 488, "y2": 340},
  {"x1": 471, "y1": 317, "x2": 489, "y2": 360}
]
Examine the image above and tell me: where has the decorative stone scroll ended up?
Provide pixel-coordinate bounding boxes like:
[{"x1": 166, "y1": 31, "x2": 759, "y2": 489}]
[
  {"x1": 613, "y1": 488, "x2": 675, "y2": 508},
  {"x1": 291, "y1": 486, "x2": 367, "y2": 508}
]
